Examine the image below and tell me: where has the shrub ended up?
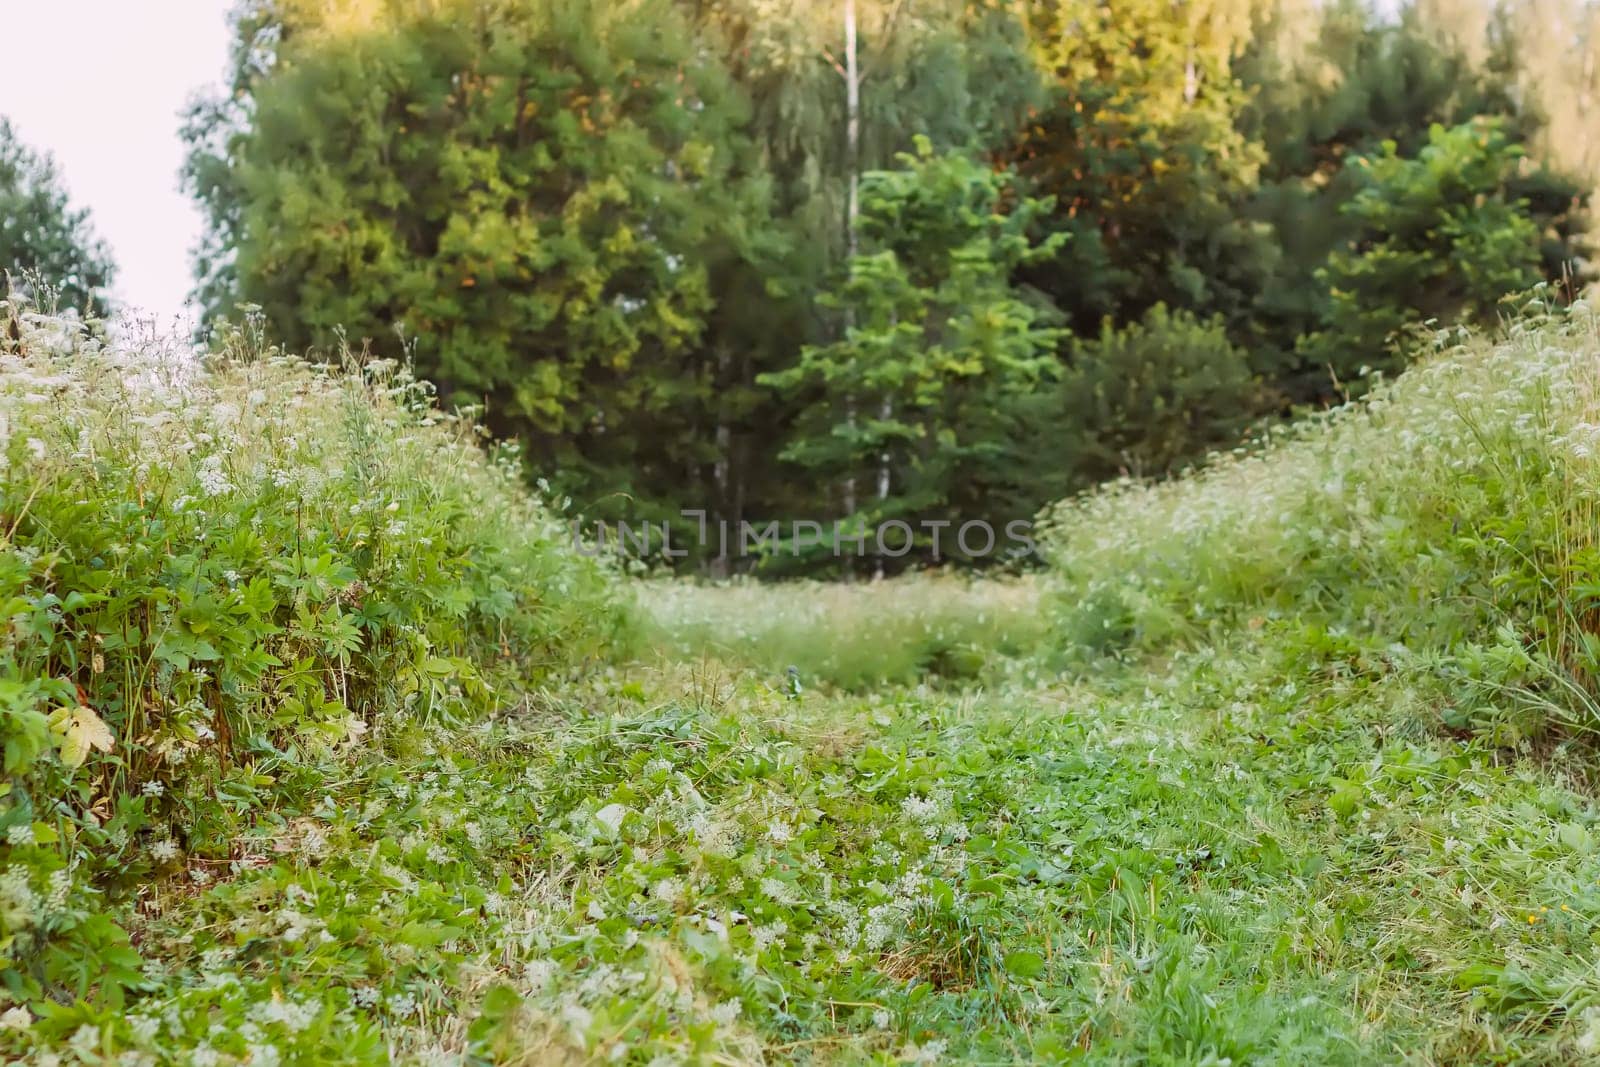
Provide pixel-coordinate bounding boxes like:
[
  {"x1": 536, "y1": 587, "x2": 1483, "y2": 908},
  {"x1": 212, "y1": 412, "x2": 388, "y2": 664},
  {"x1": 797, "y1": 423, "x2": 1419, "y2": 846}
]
[
  {"x1": 1297, "y1": 119, "x2": 1582, "y2": 387},
  {"x1": 1058, "y1": 303, "x2": 1262, "y2": 483},
  {"x1": 0, "y1": 302, "x2": 625, "y2": 1006}
]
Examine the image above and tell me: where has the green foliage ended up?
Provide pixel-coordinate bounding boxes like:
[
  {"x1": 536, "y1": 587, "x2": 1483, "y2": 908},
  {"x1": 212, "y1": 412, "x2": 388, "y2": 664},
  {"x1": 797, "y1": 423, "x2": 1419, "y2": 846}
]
[
  {"x1": 1239, "y1": 0, "x2": 1590, "y2": 396},
  {"x1": 1037, "y1": 290, "x2": 1600, "y2": 745},
  {"x1": 1298, "y1": 119, "x2": 1573, "y2": 382},
  {"x1": 0, "y1": 119, "x2": 115, "y2": 316},
  {"x1": 185, "y1": 0, "x2": 777, "y2": 539},
  {"x1": 24, "y1": 562, "x2": 1600, "y2": 1060},
  {"x1": 762, "y1": 140, "x2": 1062, "y2": 565},
  {"x1": 1056, "y1": 304, "x2": 1261, "y2": 483},
  {"x1": 0, "y1": 304, "x2": 624, "y2": 1012},
  {"x1": 692, "y1": 0, "x2": 1042, "y2": 271},
  {"x1": 636, "y1": 574, "x2": 1050, "y2": 690},
  {"x1": 18, "y1": 304, "x2": 1600, "y2": 1060},
  {"x1": 1011, "y1": 0, "x2": 1278, "y2": 340},
  {"x1": 173, "y1": 0, "x2": 1599, "y2": 573}
]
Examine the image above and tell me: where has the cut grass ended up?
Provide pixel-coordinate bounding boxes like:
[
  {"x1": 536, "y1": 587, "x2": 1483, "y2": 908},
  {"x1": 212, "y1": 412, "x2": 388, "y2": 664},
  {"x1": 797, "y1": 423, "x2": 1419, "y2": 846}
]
[{"x1": 18, "y1": 630, "x2": 1600, "y2": 1063}]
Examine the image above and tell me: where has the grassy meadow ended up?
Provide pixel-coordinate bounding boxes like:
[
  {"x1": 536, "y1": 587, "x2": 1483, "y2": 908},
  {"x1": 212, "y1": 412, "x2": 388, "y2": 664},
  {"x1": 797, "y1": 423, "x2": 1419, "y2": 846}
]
[{"x1": 12, "y1": 296, "x2": 1600, "y2": 1064}]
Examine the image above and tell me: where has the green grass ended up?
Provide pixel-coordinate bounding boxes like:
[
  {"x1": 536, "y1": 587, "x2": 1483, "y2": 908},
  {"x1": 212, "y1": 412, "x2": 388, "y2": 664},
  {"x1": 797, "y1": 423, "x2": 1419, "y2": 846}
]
[
  {"x1": 14, "y1": 297, "x2": 1600, "y2": 1062},
  {"x1": 634, "y1": 574, "x2": 1052, "y2": 691},
  {"x1": 0, "y1": 302, "x2": 624, "y2": 1042},
  {"x1": 20, "y1": 643, "x2": 1600, "y2": 1062}
]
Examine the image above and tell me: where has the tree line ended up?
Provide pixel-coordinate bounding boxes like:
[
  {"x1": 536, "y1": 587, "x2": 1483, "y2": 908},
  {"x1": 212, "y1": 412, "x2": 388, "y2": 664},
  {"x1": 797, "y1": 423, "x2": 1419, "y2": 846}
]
[{"x1": 4, "y1": 0, "x2": 1596, "y2": 572}]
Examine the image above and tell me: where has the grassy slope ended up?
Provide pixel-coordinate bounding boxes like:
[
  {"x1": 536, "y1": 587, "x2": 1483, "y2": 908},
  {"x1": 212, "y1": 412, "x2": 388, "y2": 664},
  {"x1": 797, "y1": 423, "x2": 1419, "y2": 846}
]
[{"x1": 14, "y1": 302, "x2": 1600, "y2": 1064}]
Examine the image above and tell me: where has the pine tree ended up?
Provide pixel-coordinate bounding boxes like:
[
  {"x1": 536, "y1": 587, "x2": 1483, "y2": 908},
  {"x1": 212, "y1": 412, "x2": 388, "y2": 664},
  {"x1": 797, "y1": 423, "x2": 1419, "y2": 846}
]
[
  {"x1": 1299, "y1": 118, "x2": 1581, "y2": 382},
  {"x1": 1239, "y1": 0, "x2": 1586, "y2": 399},
  {"x1": 761, "y1": 140, "x2": 1063, "y2": 568},
  {"x1": 186, "y1": 0, "x2": 777, "y2": 545},
  {"x1": 0, "y1": 118, "x2": 115, "y2": 316},
  {"x1": 1009, "y1": 0, "x2": 1277, "y2": 343}
]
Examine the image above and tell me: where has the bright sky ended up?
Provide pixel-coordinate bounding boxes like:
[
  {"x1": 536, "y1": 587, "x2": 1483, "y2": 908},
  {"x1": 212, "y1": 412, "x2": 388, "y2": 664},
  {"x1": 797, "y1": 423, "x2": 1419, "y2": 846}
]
[{"x1": 0, "y1": 0, "x2": 234, "y2": 330}]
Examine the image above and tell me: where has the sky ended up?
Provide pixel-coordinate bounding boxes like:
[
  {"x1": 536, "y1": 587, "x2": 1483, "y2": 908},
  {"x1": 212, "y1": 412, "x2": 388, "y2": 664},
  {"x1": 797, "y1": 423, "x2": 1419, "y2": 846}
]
[{"x1": 0, "y1": 0, "x2": 235, "y2": 329}]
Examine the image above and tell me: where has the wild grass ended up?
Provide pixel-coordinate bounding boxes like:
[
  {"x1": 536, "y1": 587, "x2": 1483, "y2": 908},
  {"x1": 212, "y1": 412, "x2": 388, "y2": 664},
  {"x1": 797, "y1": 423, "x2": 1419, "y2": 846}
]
[
  {"x1": 634, "y1": 572, "x2": 1051, "y2": 690},
  {"x1": 16, "y1": 297, "x2": 1600, "y2": 1063},
  {"x1": 1040, "y1": 291, "x2": 1600, "y2": 735},
  {"x1": 0, "y1": 301, "x2": 625, "y2": 1018}
]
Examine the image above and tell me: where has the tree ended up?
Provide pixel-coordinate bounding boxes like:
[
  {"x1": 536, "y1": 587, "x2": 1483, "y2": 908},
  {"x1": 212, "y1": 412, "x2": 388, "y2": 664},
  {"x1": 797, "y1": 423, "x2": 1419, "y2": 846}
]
[
  {"x1": 185, "y1": 0, "x2": 777, "y2": 539},
  {"x1": 0, "y1": 118, "x2": 115, "y2": 316},
  {"x1": 1007, "y1": 0, "x2": 1278, "y2": 361},
  {"x1": 1299, "y1": 118, "x2": 1585, "y2": 382},
  {"x1": 687, "y1": 0, "x2": 1041, "y2": 272},
  {"x1": 1055, "y1": 304, "x2": 1260, "y2": 483},
  {"x1": 761, "y1": 139, "x2": 1063, "y2": 568},
  {"x1": 681, "y1": 0, "x2": 1044, "y2": 535}
]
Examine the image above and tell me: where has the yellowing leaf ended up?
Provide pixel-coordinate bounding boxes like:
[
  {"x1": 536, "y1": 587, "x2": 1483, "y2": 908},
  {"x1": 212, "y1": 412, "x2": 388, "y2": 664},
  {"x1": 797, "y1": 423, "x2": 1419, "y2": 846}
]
[{"x1": 57, "y1": 705, "x2": 114, "y2": 769}]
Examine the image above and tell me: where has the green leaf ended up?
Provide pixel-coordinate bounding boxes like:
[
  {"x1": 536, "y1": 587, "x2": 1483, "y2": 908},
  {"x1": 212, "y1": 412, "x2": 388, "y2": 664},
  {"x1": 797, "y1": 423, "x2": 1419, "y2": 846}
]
[
  {"x1": 480, "y1": 982, "x2": 522, "y2": 1021},
  {"x1": 1005, "y1": 949, "x2": 1047, "y2": 979},
  {"x1": 396, "y1": 922, "x2": 467, "y2": 948},
  {"x1": 1328, "y1": 779, "x2": 1364, "y2": 819}
]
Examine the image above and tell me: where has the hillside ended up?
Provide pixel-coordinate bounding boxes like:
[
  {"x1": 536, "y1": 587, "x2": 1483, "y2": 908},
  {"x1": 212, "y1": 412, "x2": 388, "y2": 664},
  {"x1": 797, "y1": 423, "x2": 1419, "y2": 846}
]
[{"x1": 9, "y1": 299, "x2": 1600, "y2": 1062}]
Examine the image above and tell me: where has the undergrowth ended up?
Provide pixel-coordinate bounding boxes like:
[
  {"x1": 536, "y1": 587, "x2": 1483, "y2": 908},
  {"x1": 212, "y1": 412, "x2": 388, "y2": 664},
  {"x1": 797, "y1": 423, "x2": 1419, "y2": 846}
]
[
  {"x1": 14, "y1": 297, "x2": 1600, "y2": 1064},
  {"x1": 1040, "y1": 291, "x2": 1600, "y2": 743},
  {"x1": 0, "y1": 303, "x2": 624, "y2": 1018},
  {"x1": 635, "y1": 575, "x2": 1050, "y2": 691}
]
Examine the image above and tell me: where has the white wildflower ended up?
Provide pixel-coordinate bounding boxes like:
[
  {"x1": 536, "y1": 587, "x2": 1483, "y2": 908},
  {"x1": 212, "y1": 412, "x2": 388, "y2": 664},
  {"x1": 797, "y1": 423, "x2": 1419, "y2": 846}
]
[
  {"x1": 901, "y1": 795, "x2": 941, "y2": 823},
  {"x1": 197, "y1": 454, "x2": 231, "y2": 496},
  {"x1": 69, "y1": 1023, "x2": 101, "y2": 1058},
  {"x1": 523, "y1": 958, "x2": 557, "y2": 993},
  {"x1": 755, "y1": 877, "x2": 785, "y2": 904},
  {"x1": 1579, "y1": 1007, "x2": 1600, "y2": 1054},
  {"x1": 561, "y1": 1002, "x2": 593, "y2": 1040},
  {"x1": 46, "y1": 869, "x2": 70, "y2": 909},
  {"x1": 593, "y1": 803, "x2": 629, "y2": 837},
  {"x1": 301, "y1": 824, "x2": 328, "y2": 856},
  {"x1": 256, "y1": 998, "x2": 321, "y2": 1035}
]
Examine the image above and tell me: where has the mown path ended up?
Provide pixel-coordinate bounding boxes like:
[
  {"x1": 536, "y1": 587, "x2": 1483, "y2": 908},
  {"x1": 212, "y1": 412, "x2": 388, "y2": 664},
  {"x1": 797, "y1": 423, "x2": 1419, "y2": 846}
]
[{"x1": 114, "y1": 629, "x2": 1600, "y2": 1064}]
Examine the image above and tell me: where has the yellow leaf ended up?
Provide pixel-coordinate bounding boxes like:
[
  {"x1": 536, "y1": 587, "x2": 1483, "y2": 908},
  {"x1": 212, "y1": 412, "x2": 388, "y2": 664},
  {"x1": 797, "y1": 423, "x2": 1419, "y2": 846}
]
[{"x1": 57, "y1": 705, "x2": 114, "y2": 769}]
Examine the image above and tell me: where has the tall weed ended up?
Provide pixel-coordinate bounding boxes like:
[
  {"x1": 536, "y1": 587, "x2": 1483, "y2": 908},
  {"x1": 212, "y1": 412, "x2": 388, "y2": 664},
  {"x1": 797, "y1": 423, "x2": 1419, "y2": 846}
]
[{"x1": 0, "y1": 303, "x2": 625, "y2": 1005}]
